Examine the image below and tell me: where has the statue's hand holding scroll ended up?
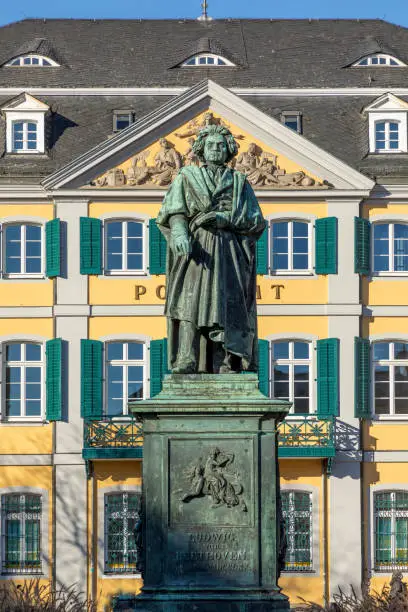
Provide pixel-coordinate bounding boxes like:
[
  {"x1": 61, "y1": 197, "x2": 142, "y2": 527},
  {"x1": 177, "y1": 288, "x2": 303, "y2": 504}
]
[{"x1": 190, "y1": 211, "x2": 231, "y2": 232}]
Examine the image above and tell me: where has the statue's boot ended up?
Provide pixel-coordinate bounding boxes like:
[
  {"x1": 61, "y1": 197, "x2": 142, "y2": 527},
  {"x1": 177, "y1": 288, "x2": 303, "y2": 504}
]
[{"x1": 172, "y1": 320, "x2": 198, "y2": 373}]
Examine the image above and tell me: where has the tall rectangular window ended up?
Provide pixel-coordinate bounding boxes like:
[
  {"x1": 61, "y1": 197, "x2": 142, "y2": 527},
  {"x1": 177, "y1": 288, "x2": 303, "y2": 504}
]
[
  {"x1": 105, "y1": 492, "x2": 140, "y2": 574},
  {"x1": 4, "y1": 342, "x2": 43, "y2": 419},
  {"x1": 373, "y1": 223, "x2": 408, "y2": 273},
  {"x1": 374, "y1": 491, "x2": 408, "y2": 570},
  {"x1": 105, "y1": 220, "x2": 144, "y2": 274},
  {"x1": 271, "y1": 340, "x2": 311, "y2": 414},
  {"x1": 373, "y1": 341, "x2": 408, "y2": 416},
  {"x1": 4, "y1": 224, "x2": 42, "y2": 276},
  {"x1": 375, "y1": 121, "x2": 400, "y2": 152},
  {"x1": 12, "y1": 121, "x2": 38, "y2": 152},
  {"x1": 281, "y1": 490, "x2": 313, "y2": 572},
  {"x1": 106, "y1": 342, "x2": 145, "y2": 416},
  {"x1": 270, "y1": 221, "x2": 310, "y2": 273},
  {"x1": 1, "y1": 494, "x2": 42, "y2": 574}
]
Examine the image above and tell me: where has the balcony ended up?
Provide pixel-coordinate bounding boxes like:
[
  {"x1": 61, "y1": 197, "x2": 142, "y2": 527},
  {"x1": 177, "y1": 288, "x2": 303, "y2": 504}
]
[
  {"x1": 83, "y1": 415, "x2": 335, "y2": 461},
  {"x1": 277, "y1": 416, "x2": 336, "y2": 458},
  {"x1": 83, "y1": 417, "x2": 143, "y2": 460}
]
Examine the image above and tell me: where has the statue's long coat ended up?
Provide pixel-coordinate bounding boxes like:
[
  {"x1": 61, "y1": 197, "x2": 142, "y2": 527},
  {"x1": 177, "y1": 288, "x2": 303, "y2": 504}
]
[{"x1": 157, "y1": 164, "x2": 266, "y2": 370}]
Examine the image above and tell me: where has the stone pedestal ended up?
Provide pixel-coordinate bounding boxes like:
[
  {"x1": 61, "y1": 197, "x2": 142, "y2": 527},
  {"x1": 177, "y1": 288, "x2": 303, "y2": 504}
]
[{"x1": 128, "y1": 374, "x2": 290, "y2": 612}]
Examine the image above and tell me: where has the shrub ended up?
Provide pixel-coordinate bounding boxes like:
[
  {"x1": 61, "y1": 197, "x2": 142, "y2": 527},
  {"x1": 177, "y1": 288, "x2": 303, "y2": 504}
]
[
  {"x1": 0, "y1": 579, "x2": 97, "y2": 612},
  {"x1": 294, "y1": 571, "x2": 408, "y2": 612}
]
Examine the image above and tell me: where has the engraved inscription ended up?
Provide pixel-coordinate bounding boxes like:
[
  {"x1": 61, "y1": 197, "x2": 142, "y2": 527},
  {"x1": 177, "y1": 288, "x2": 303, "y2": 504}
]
[{"x1": 175, "y1": 530, "x2": 250, "y2": 575}]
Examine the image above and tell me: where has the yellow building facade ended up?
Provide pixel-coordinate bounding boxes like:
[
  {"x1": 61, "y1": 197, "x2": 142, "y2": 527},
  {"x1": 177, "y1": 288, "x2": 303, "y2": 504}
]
[{"x1": 2, "y1": 18, "x2": 408, "y2": 609}]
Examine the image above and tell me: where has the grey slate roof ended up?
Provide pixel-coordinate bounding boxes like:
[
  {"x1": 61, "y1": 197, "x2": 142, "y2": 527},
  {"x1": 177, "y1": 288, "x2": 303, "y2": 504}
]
[
  {"x1": 1, "y1": 18, "x2": 408, "y2": 183},
  {"x1": 1, "y1": 18, "x2": 408, "y2": 88}
]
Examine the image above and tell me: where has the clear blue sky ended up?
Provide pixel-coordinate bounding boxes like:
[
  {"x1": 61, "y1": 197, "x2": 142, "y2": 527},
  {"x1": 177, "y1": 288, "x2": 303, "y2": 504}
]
[{"x1": 0, "y1": 0, "x2": 408, "y2": 28}]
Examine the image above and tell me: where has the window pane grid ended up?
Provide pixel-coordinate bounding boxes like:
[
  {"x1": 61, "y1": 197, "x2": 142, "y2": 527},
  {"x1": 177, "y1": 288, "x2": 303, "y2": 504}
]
[
  {"x1": 1, "y1": 494, "x2": 42, "y2": 574},
  {"x1": 12, "y1": 121, "x2": 38, "y2": 152},
  {"x1": 105, "y1": 492, "x2": 140, "y2": 574},
  {"x1": 271, "y1": 341, "x2": 311, "y2": 414},
  {"x1": 270, "y1": 221, "x2": 310, "y2": 273},
  {"x1": 375, "y1": 491, "x2": 408, "y2": 570},
  {"x1": 373, "y1": 341, "x2": 408, "y2": 415},
  {"x1": 106, "y1": 221, "x2": 144, "y2": 273},
  {"x1": 375, "y1": 121, "x2": 400, "y2": 152},
  {"x1": 4, "y1": 343, "x2": 43, "y2": 419},
  {"x1": 4, "y1": 224, "x2": 42, "y2": 276},
  {"x1": 282, "y1": 491, "x2": 313, "y2": 572},
  {"x1": 106, "y1": 342, "x2": 145, "y2": 416},
  {"x1": 373, "y1": 223, "x2": 408, "y2": 274}
]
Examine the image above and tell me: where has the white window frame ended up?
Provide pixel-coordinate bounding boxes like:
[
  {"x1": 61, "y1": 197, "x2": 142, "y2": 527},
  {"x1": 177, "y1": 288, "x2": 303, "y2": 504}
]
[
  {"x1": 104, "y1": 340, "x2": 147, "y2": 417},
  {"x1": 374, "y1": 120, "x2": 401, "y2": 153},
  {"x1": 372, "y1": 340, "x2": 408, "y2": 418},
  {"x1": 372, "y1": 221, "x2": 408, "y2": 276},
  {"x1": 181, "y1": 53, "x2": 234, "y2": 67},
  {"x1": 103, "y1": 218, "x2": 147, "y2": 276},
  {"x1": 103, "y1": 490, "x2": 141, "y2": 575},
  {"x1": 354, "y1": 54, "x2": 405, "y2": 67},
  {"x1": 373, "y1": 489, "x2": 408, "y2": 572},
  {"x1": 113, "y1": 111, "x2": 134, "y2": 132},
  {"x1": 269, "y1": 219, "x2": 312, "y2": 275},
  {"x1": 368, "y1": 112, "x2": 407, "y2": 154},
  {"x1": 2, "y1": 342, "x2": 44, "y2": 422},
  {"x1": 269, "y1": 339, "x2": 313, "y2": 415},
  {"x1": 280, "y1": 112, "x2": 302, "y2": 134},
  {"x1": 1, "y1": 223, "x2": 44, "y2": 279},
  {"x1": 5, "y1": 55, "x2": 59, "y2": 67},
  {"x1": 11, "y1": 120, "x2": 39, "y2": 153}
]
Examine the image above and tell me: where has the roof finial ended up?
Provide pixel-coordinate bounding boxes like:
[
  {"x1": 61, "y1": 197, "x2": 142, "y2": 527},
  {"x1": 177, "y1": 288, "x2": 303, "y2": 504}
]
[{"x1": 198, "y1": 0, "x2": 212, "y2": 21}]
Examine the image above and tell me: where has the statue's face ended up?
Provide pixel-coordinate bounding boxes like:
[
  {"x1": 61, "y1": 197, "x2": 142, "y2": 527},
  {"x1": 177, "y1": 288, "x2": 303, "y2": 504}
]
[{"x1": 203, "y1": 134, "x2": 228, "y2": 165}]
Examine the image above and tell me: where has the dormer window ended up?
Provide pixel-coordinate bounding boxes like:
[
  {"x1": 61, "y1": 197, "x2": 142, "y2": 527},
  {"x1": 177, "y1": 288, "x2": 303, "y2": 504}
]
[
  {"x1": 1, "y1": 93, "x2": 49, "y2": 155},
  {"x1": 113, "y1": 111, "x2": 135, "y2": 132},
  {"x1": 364, "y1": 93, "x2": 408, "y2": 154},
  {"x1": 281, "y1": 112, "x2": 302, "y2": 134},
  {"x1": 181, "y1": 54, "x2": 234, "y2": 66},
  {"x1": 5, "y1": 54, "x2": 59, "y2": 67},
  {"x1": 354, "y1": 54, "x2": 405, "y2": 67}
]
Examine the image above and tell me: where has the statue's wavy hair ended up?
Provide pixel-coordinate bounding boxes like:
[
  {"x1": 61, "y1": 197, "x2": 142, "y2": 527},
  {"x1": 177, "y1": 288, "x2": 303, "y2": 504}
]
[{"x1": 192, "y1": 125, "x2": 238, "y2": 163}]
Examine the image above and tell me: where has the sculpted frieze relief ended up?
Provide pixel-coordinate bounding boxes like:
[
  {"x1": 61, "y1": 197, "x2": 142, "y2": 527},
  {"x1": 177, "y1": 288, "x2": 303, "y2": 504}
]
[
  {"x1": 180, "y1": 447, "x2": 248, "y2": 512},
  {"x1": 90, "y1": 113, "x2": 329, "y2": 189}
]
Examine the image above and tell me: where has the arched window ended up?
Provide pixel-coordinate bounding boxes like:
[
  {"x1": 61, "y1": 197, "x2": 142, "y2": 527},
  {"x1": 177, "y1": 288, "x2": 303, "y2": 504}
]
[
  {"x1": 374, "y1": 490, "x2": 408, "y2": 570},
  {"x1": 105, "y1": 220, "x2": 145, "y2": 274},
  {"x1": 3, "y1": 223, "x2": 43, "y2": 276},
  {"x1": 104, "y1": 491, "x2": 140, "y2": 574},
  {"x1": 270, "y1": 340, "x2": 312, "y2": 414},
  {"x1": 373, "y1": 222, "x2": 408, "y2": 273},
  {"x1": 12, "y1": 121, "x2": 38, "y2": 152},
  {"x1": 105, "y1": 341, "x2": 146, "y2": 416},
  {"x1": 1, "y1": 493, "x2": 42, "y2": 574},
  {"x1": 270, "y1": 220, "x2": 311, "y2": 273},
  {"x1": 5, "y1": 55, "x2": 59, "y2": 67},
  {"x1": 372, "y1": 341, "x2": 408, "y2": 416},
  {"x1": 4, "y1": 342, "x2": 43, "y2": 420},
  {"x1": 281, "y1": 490, "x2": 313, "y2": 572},
  {"x1": 181, "y1": 54, "x2": 234, "y2": 66},
  {"x1": 375, "y1": 120, "x2": 400, "y2": 152},
  {"x1": 354, "y1": 54, "x2": 405, "y2": 67}
]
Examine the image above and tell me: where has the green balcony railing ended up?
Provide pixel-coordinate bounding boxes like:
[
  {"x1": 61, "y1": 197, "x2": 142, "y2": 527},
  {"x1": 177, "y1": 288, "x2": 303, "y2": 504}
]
[
  {"x1": 83, "y1": 415, "x2": 335, "y2": 461},
  {"x1": 83, "y1": 417, "x2": 143, "y2": 460},
  {"x1": 277, "y1": 416, "x2": 336, "y2": 458}
]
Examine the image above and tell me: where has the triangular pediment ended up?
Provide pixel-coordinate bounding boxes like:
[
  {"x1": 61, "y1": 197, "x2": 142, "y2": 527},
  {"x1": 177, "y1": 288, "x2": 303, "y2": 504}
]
[
  {"x1": 363, "y1": 92, "x2": 408, "y2": 113},
  {"x1": 1, "y1": 92, "x2": 49, "y2": 112},
  {"x1": 42, "y1": 80, "x2": 374, "y2": 192}
]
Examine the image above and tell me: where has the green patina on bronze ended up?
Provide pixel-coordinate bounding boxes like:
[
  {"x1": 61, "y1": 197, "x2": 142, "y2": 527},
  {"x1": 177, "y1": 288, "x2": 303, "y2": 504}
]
[{"x1": 157, "y1": 125, "x2": 266, "y2": 374}]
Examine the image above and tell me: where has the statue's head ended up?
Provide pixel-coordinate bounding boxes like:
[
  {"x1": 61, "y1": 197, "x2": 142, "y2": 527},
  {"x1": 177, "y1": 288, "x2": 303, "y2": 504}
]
[
  {"x1": 160, "y1": 138, "x2": 171, "y2": 149},
  {"x1": 193, "y1": 125, "x2": 238, "y2": 165}
]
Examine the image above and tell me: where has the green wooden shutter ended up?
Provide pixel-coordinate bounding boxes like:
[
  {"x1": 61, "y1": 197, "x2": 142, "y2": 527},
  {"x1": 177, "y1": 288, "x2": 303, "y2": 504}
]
[
  {"x1": 258, "y1": 339, "x2": 270, "y2": 396},
  {"x1": 317, "y1": 338, "x2": 339, "y2": 417},
  {"x1": 256, "y1": 226, "x2": 268, "y2": 275},
  {"x1": 45, "y1": 219, "x2": 61, "y2": 278},
  {"x1": 46, "y1": 338, "x2": 62, "y2": 421},
  {"x1": 81, "y1": 339, "x2": 103, "y2": 419},
  {"x1": 355, "y1": 337, "x2": 371, "y2": 419},
  {"x1": 149, "y1": 218, "x2": 166, "y2": 275},
  {"x1": 150, "y1": 338, "x2": 167, "y2": 397},
  {"x1": 315, "y1": 217, "x2": 338, "y2": 275},
  {"x1": 354, "y1": 217, "x2": 371, "y2": 275},
  {"x1": 80, "y1": 217, "x2": 102, "y2": 275}
]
